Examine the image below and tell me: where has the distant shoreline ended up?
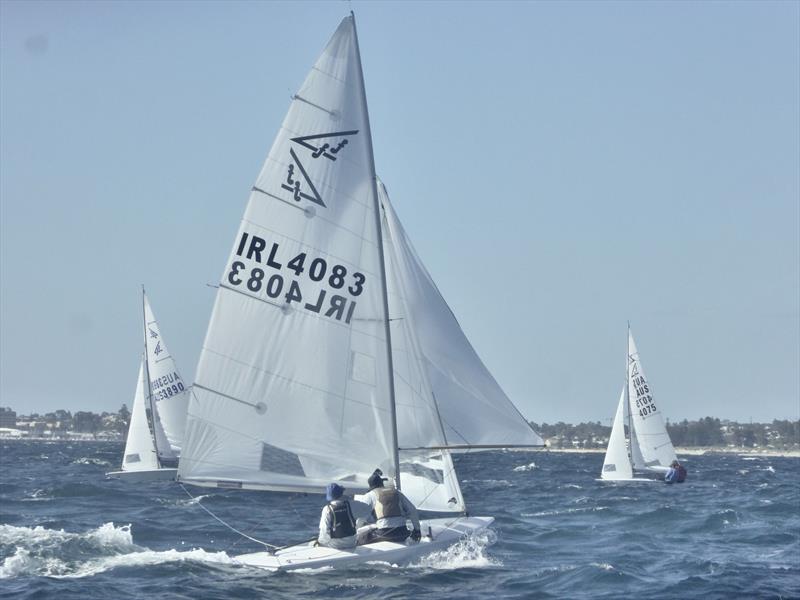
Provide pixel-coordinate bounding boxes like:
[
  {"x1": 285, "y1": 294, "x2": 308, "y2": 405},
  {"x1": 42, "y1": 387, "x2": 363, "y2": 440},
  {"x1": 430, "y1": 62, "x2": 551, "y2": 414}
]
[
  {"x1": 536, "y1": 446, "x2": 800, "y2": 458},
  {"x1": 2, "y1": 436, "x2": 797, "y2": 457}
]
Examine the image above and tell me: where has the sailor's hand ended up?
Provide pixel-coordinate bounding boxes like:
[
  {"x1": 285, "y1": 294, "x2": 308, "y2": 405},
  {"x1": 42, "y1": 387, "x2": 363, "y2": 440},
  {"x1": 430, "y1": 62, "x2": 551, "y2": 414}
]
[{"x1": 410, "y1": 529, "x2": 421, "y2": 542}]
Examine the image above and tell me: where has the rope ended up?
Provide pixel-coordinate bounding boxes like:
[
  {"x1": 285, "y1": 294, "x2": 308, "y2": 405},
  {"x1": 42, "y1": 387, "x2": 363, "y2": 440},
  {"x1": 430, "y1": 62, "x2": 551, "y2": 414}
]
[{"x1": 179, "y1": 484, "x2": 279, "y2": 551}]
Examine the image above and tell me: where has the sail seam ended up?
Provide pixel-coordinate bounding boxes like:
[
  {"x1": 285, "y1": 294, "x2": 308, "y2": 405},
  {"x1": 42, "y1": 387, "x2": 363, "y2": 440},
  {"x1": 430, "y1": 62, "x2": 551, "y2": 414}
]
[
  {"x1": 217, "y1": 283, "x2": 388, "y2": 339},
  {"x1": 198, "y1": 347, "x2": 393, "y2": 411},
  {"x1": 251, "y1": 186, "x2": 310, "y2": 213}
]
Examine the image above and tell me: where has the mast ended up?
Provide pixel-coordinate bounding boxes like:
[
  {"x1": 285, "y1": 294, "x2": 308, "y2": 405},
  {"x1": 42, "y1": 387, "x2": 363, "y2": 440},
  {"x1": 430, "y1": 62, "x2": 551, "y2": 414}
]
[
  {"x1": 141, "y1": 286, "x2": 161, "y2": 468},
  {"x1": 625, "y1": 321, "x2": 633, "y2": 469},
  {"x1": 350, "y1": 13, "x2": 402, "y2": 489}
]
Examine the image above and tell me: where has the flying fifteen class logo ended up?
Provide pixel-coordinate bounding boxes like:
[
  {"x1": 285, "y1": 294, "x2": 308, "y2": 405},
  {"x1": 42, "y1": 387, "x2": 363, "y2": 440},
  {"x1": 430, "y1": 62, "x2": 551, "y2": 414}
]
[{"x1": 280, "y1": 130, "x2": 358, "y2": 208}]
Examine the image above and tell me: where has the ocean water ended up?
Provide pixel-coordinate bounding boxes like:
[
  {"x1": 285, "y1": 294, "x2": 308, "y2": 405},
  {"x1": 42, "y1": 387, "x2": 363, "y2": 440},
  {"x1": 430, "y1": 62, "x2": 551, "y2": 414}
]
[{"x1": 1, "y1": 442, "x2": 797, "y2": 599}]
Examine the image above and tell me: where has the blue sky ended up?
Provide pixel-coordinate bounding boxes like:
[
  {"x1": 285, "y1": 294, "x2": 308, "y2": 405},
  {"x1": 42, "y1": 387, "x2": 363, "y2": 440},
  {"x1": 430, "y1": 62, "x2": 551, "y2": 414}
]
[{"x1": 1, "y1": 1, "x2": 797, "y2": 424}]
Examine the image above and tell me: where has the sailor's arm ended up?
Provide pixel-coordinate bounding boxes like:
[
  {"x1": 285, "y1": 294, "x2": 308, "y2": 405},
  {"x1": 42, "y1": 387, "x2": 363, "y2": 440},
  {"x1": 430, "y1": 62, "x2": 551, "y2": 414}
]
[
  {"x1": 353, "y1": 492, "x2": 376, "y2": 526},
  {"x1": 400, "y1": 493, "x2": 421, "y2": 531},
  {"x1": 317, "y1": 506, "x2": 332, "y2": 545}
]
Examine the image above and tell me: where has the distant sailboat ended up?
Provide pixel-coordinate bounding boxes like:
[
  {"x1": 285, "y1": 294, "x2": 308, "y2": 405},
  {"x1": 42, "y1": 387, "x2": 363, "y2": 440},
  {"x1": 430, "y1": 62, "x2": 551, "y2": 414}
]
[
  {"x1": 176, "y1": 14, "x2": 542, "y2": 570},
  {"x1": 107, "y1": 289, "x2": 190, "y2": 481},
  {"x1": 600, "y1": 326, "x2": 677, "y2": 481}
]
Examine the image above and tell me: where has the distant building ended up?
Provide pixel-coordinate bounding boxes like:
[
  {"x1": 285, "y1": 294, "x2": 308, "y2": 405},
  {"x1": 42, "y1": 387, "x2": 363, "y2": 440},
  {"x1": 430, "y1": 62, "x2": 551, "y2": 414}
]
[{"x1": 0, "y1": 407, "x2": 17, "y2": 428}]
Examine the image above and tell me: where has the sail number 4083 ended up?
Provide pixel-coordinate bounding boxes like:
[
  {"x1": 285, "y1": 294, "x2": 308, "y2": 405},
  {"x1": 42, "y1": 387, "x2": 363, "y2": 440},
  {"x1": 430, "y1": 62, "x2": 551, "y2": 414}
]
[{"x1": 226, "y1": 232, "x2": 365, "y2": 324}]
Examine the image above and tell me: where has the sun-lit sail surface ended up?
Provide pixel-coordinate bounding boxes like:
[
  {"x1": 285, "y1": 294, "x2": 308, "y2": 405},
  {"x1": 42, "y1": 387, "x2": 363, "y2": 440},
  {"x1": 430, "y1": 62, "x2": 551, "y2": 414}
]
[
  {"x1": 379, "y1": 182, "x2": 542, "y2": 451},
  {"x1": 600, "y1": 386, "x2": 633, "y2": 480},
  {"x1": 143, "y1": 293, "x2": 189, "y2": 453},
  {"x1": 178, "y1": 16, "x2": 396, "y2": 493},
  {"x1": 120, "y1": 360, "x2": 159, "y2": 471},
  {"x1": 627, "y1": 331, "x2": 677, "y2": 469}
]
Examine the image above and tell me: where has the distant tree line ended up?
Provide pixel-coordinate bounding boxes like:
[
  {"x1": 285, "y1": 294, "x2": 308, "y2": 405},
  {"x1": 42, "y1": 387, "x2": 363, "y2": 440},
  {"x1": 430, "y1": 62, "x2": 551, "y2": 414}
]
[{"x1": 530, "y1": 418, "x2": 800, "y2": 450}]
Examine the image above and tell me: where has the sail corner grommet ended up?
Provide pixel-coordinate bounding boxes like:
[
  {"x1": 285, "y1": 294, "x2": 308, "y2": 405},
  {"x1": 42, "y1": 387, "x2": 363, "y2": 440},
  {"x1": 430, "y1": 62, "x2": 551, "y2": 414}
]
[{"x1": 255, "y1": 402, "x2": 267, "y2": 415}]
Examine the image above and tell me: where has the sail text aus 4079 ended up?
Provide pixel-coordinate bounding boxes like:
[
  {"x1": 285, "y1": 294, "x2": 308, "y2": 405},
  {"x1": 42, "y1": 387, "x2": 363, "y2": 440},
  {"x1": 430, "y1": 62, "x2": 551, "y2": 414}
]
[{"x1": 226, "y1": 231, "x2": 365, "y2": 324}]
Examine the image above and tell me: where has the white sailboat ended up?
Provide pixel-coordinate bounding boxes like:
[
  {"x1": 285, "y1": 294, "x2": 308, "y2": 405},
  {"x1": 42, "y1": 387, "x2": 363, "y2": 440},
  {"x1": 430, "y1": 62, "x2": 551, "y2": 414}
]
[
  {"x1": 107, "y1": 289, "x2": 190, "y2": 481},
  {"x1": 176, "y1": 13, "x2": 542, "y2": 570},
  {"x1": 600, "y1": 326, "x2": 677, "y2": 481}
]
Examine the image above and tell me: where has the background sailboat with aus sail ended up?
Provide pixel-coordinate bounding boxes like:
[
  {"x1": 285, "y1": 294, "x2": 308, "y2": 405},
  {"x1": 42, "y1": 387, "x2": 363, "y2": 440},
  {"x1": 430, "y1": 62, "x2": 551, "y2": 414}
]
[
  {"x1": 175, "y1": 13, "x2": 542, "y2": 570},
  {"x1": 600, "y1": 325, "x2": 678, "y2": 481},
  {"x1": 107, "y1": 289, "x2": 190, "y2": 481}
]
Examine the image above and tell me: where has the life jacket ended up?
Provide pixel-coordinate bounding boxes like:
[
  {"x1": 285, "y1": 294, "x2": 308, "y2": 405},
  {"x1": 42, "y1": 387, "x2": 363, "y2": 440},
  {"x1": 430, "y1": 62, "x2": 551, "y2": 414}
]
[
  {"x1": 373, "y1": 488, "x2": 402, "y2": 520},
  {"x1": 676, "y1": 465, "x2": 687, "y2": 483},
  {"x1": 327, "y1": 499, "x2": 356, "y2": 539}
]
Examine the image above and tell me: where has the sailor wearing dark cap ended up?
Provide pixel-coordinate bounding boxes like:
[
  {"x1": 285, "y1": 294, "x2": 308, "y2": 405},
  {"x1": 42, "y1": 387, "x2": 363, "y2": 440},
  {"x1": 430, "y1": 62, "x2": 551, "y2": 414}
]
[{"x1": 316, "y1": 482, "x2": 371, "y2": 549}]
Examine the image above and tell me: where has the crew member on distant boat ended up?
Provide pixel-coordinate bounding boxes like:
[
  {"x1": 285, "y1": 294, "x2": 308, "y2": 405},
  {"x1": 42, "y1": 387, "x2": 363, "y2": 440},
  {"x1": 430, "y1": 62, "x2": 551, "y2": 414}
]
[
  {"x1": 358, "y1": 469, "x2": 421, "y2": 544},
  {"x1": 664, "y1": 460, "x2": 687, "y2": 484},
  {"x1": 315, "y1": 483, "x2": 371, "y2": 549}
]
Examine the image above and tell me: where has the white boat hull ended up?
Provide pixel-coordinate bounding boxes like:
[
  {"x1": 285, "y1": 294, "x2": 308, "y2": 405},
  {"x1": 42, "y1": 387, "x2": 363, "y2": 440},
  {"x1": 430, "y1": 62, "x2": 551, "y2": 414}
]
[
  {"x1": 234, "y1": 516, "x2": 493, "y2": 572},
  {"x1": 106, "y1": 468, "x2": 177, "y2": 482},
  {"x1": 596, "y1": 477, "x2": 659, "y2": 483}
]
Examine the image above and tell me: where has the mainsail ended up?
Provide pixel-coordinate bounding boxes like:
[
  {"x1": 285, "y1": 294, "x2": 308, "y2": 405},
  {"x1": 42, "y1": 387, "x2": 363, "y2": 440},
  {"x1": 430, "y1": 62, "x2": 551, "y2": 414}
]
[
  {"x1": 143, "y1": 292, "x2": 189, "y2": 453},
  {"x1": 179, "y1": 16, "x2": 396, "y2": 493},
  {"x1": 627, "y1": 330, "x2": 676, "y2": 468}
]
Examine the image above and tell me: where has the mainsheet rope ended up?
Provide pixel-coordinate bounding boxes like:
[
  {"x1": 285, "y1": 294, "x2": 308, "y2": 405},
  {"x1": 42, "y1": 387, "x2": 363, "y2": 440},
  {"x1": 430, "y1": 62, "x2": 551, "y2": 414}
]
[{"x1": 179, "y1": 483, "x2": 279, "y2": 550}]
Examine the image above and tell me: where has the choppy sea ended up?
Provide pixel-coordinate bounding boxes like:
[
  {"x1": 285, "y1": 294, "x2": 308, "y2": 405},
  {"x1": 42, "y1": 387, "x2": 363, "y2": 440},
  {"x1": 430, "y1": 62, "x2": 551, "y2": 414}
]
[{"x1": 0, "y1": 441, "x2": 797, "y2": 599}]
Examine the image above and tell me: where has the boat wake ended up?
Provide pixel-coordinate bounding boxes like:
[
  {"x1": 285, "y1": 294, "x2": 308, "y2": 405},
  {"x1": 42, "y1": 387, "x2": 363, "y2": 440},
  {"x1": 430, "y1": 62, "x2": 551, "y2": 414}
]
[
  {"x1": 411, "y1": 528, "x2": 501, "y2": 570},
  {"x1": 0, "y1": 523, "x2": 233, "y2": 579}
]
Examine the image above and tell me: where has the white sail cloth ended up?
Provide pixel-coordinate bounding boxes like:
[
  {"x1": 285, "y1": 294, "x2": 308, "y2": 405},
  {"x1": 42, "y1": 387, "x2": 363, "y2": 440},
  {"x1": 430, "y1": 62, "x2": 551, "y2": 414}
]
[
  {"x1": 143, "y1": 293, "x2": 188, "y2": 454},
  {"x1": 627, "y1": 331, "x2": 676, "y2": 468},
  {"x1": 179, "y1": 16, "x2": 396, "y2": 493},
  {"x1": 600, "y1": 386, "x2": 632, "y2": 480},
  {"x1": 121, "y1": 360, "x2": 159, "y2": 471},
  {"x1": 379, "y1": 183, "x2": 542, "y2": 450}
]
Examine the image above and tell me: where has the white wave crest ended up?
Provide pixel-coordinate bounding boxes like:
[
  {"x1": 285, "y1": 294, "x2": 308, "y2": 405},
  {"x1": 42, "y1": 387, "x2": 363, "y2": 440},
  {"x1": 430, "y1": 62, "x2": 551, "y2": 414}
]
[
  {"x1": 513, "y1": 462, "x2": 537, "y2": 472},
  {"x1": 522, "y1": 506, "x2": 609, "y2": 518},
  {"x1": 0, "y1": 522, "x2": 233, "y2": 579},
  {"x1": 411, "y1": 528, "x2": 501, "y2": 570},
  {"x1": 72, "y1": 457, "x2": 111, "y2": 467}
]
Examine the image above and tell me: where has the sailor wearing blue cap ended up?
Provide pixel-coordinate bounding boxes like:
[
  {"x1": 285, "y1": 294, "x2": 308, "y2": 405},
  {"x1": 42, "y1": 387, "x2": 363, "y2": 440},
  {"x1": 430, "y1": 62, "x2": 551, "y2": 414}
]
[{"x1": 316, "y1": 482, "x2": 371, "y2": 549}]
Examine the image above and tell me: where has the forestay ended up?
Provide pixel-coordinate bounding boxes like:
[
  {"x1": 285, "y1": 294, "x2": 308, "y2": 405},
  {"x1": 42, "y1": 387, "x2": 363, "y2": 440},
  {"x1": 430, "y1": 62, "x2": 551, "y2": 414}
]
[
  {"x1": 379, "y1": 183, "x2": 542, "y2": 451},
  {"x1": 600, "y1": 386, "x2": 632, "y2": 480},
  {"x1": 178, "y1": 16, "x2": 396, "y2": 493},
  {"x1": 143, "y1": 293, "x2": 189, "y2": 452},
  {"x1": 627, "y1": 331, "x2": 676, "y2": 468},
  {"x1": 121, "y1": 361, "x2": 160, "y2": 471}
]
